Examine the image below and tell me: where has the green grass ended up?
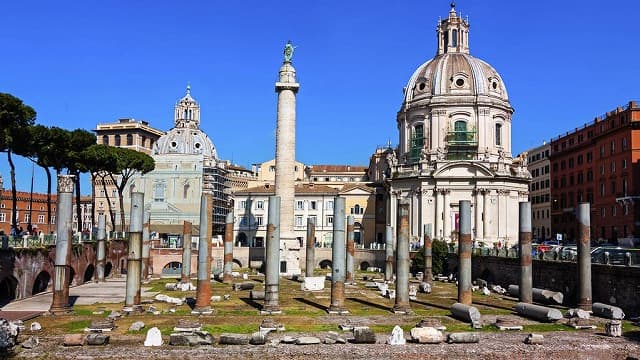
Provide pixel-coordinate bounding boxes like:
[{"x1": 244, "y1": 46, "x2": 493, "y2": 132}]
[
  {"x1": 64, "y1": 320, "x2": 91, "y2": 333},
  {"x1": 202, "y1": 324, "x2": 259, "y2": 334}
]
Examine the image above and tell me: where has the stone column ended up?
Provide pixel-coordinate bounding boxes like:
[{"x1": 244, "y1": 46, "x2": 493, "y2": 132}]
[
  {"x1": 346, "y1": 215, "x2": 355, "y2": 284},
  {"x1": 193, "y1": 193, "x2": 212, "y2": 314},
  {"x1": 435, "y1": 190, "x2": 443, "y2": 240},
  {"x1": 181, "y1": 221, "x2": 192, "y2": 283},
  {"x1": 328, "y1": 196, "x2": 348, "y2": 314},
  {"x1": 305, "y1": 217, "x2": 316, "y2": 277},
  {"x1": 443, "y1": 190, "x2": 450, "y2": 241},
  {"x1": 384, "y1": 225, "x2": 394, "y2": 282},
  {"x1": 223, "y1": 211, "x2": 234, "y2": 284},
  {"x1": 482, "y1": 190, "x2": 489, "y2": 240},
  {"x1": 458, "y1": 200, "x2": 472, "y2": 305},
  {"x1": 423, "y1": 224, "x2": 433, "y2": 285},
  {"x1": 50, "y1": 175, "x2": 74, "y2": 314},
  {"x1": 393, "y1": 199, "x2": 412, "y2": 314},
  {"x1": 142, "y1": 211, "x2": 150, "y2": 280},
  {"x1": 274, "y1": 48, "x2": 301, "y2": 275},
  {"x1": 96, "y1": 214, "x2": 106, "y2": 282},
  {"x1": 263, "y1": 196, "x2": 281, "y2": 314},
  {"x1": 475, "y1": 189, "x2": 483, "y2": 241},
  {"x1": 577, "y1": 202, "x2": 592, "y2": 311},
  {"x1": 519, "y1": 202, "x2": 533, "y2": 303},
  {"x1": 125, "y1": 192, "x2": 144, "y2": 308}
]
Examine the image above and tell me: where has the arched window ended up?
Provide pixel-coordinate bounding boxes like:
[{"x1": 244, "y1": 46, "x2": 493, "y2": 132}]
[
  {"x1": 114, "y1": 135, "x2": 121, "y2": 146},
  {"x1": 183, "y1": 183, "x2": 190, "y2": 199},
  {"x1": 495, "y1": 123, "x2": 503, "y2": 146},
  {"x1": 409, "y1": 124, "x2": 425, "y2": 162},
  {"x1": 454, "y1": 120, "x2": 467, "y2": 142},
  {"x1": 126, "y1": 134, "x2": 133, "y2": 146},
  {"x1": 452, "y1": 29, "x2": 458, "y2": 47},
  {"x1": 102, "y1": 135, "x2": 109, "y2": 145}
]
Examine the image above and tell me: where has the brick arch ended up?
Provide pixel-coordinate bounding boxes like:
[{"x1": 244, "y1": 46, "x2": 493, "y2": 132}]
[
  {"x1": 318, "y1": 259, "x2": 332, "y2": 269},
  {"x1": 232, "y1": 259, "x2": 242, "y2": 268}
]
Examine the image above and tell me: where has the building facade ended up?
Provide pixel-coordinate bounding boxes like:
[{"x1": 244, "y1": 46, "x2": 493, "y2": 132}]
[
  {"x1": 550, "y1": 101, "x2": 640, "y2": 245},
  {"x1": 521, "y1": 143, "x2": 551, "y2": 241},
  {"x1": 93, "y1": 118, "x2": 164, "y2": 231},
  {"x1": 387, "y1": 4, "x2": 530, "y2": 247}
]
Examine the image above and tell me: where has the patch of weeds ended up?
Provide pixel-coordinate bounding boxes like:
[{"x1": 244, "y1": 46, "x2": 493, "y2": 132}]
[
  {"x1": 285, "y1": 324, "x2": 337, "y2": 333},
  {"x1": 202, "y1": 324, "x2": 257, "y2": 334},
  {"x1": 522, "y1": 323, "x2": 573, "y2": 332},
  {"x1": 64, "y1": 320, "x2": 91, "y2": 333}
]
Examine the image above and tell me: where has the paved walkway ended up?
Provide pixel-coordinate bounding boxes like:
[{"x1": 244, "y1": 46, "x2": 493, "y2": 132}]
[{"x1": 1, "y1": 277, "x2": 156, "y2": 312}]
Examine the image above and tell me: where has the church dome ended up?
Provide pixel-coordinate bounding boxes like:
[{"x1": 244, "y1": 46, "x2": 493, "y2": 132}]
[
  {"x1": 400, "y1": 3, "x2": 511, "y2": 113},
  {"x1": 154, "y1": 85, "x2": 218, "y2": 159},
  {"x1": 402, "y1": 53, "x2": 509, "y2": 109},
  {"x1": 155, "y1": 127, "x2": 218, "y2": 159}
]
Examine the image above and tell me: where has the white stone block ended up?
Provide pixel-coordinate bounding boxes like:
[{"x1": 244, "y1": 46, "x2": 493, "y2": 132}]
[
  {"x1": 144, "y1": 327, "x2": 163, "y2": 347},
  {"x1": 301, "y1": 276, "x2": 325, "y2": 291},
  {"x1": 386, "y1": 325, "x2": 406, "y2": 345}
]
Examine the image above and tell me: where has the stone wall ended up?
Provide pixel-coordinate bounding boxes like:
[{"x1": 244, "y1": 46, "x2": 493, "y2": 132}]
[{"x1": 447, "y1": 254, "x2": 640, "y2": 317}]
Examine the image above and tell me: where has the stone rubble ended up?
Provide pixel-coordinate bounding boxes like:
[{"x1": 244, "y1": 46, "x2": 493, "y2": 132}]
[
  {"x1": 409, "y1": 327, "x2": 443, "y2": 344},
  {"x1": 0, "y1": 319, "x2": 19, "y2": 352},
  {"x1": 386, "y1": 325, "x2": 406, "y2": 345},
  {"x1": 144, "y1": 327, "x2": 163, "y2": 347},
  {"x1": 129, "y1": 321, "x2": 145, "y2": 332}
]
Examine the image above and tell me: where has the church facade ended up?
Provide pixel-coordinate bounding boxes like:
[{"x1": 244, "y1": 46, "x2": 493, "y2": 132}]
[
  {"x1": 386, "y1": 4, "x2": 530, "y2": 247},
  {"x1": 123, "y1": 86, "x2": 228, "y2": 241}
]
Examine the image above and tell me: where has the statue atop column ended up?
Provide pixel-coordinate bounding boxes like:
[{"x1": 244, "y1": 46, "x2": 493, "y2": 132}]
[{"x1": 283, "y1": 40, "x2": 295, "y2": 63}]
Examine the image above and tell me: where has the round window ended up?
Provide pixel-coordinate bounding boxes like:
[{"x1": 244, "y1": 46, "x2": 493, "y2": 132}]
[
  {"x1": 418, "y1": 82, "x2": 426, "y2": 91},
  {"x1": 455, "y1": 78, "x2": 465, "y2": 87},
  {"x1": 492, "y1": 81, "x2": 498, "y2": 90},
  {"x1": 195, "y1": 143, "x2": 201, "y2": 149},
  {"x1": 170, "y1": 141, "x2": 177, "y2": 148}
]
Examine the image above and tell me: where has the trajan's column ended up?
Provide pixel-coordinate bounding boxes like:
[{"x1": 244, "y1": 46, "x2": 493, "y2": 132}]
[{"x1": 274, "y1": 41, "x2": 301, "y2": 275}]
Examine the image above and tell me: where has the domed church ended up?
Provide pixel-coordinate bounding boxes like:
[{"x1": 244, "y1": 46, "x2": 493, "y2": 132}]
[
  {"x1": 124, "y1": 85, "x2": 229, "y2": 240},
  {"x1": 387, "y1": 3, "x2": 530, "y2": 246}
]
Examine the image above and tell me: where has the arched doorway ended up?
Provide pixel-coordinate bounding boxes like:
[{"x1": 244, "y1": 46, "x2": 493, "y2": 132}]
[
  {"x1": 68, "y1": 267, "x2": 76, "y2": 286},
  {"x1": 354, "y1": 222, "x2": 363, "y2": 246},
  {"x1": 237, "y1": 232, "x2": 248, "y2": 247},
  {"x1": 360, "y1": 261, "x2": 370, "y2": 271},
  {"x1": 104, "y1": 262, "x2": 113, "y2": 278},
  {"x1": 319, "y1": 259, "x2": 332, "y2": 269},
  {"x1": 232, "y1": 259, "x2": 242, "y2": 269},
  {"x1": 83, "y1": 265, "x2": 95, "y2": 283},
  {"x1": 162, "y1": 262, "x2": 182, "y2": 276},
  {"x1": 0, "y1": 276, "x2": 18, "y2": 306},
  {"x1": 32, "y1": 271, "x2": 51, "y2": 295}
]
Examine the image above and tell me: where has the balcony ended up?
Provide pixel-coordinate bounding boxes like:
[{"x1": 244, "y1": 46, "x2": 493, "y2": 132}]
[{"x1": 446, "y1": 130, "x2": 478, "y2": 146}]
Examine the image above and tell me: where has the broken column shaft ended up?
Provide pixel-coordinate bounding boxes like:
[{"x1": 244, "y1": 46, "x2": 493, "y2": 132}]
[
  {"x1": 346, "y1": 215, "x2": 355, "y2": 284},
  {"x1": 384, "y1": 225, "x2": 394, "y2": 282},
  {"x1": 577, "y1": 202, "x2": 592, "y2": 311},
  {"x1": 50, "y1": 175, "x2": 75, "y2": 314},
  {"x1": 328, "y1": 196, "x2": 348, "y2": 314},
  {"x1": 393, "y1": 199, "x2": 411, "y2": 314},
  {"x1": 519, "y1": 201, "x2": 533, "y2": 304},
  {"x1": 193, "y1": 193, "x2": 212, "y2": 314},
  {"x1": 125, "y1": 192, "x2": 144, "y2": 307},
  {"x1": 181, "y1": 221, "x2": 192, "y2": 283},
  {"x1": 223, "y1": 211, "x2": 234, "y2": 284},
  {"x1": 263, "y1": 196, "x2": 281, "y2": 314},
  {"x1": 515, "y1": 302, "x2": 563, "y2": 322},
  {"x1": 96, "y1": 214, "x2": 106, "y2": 282},
  {"x1": 458, "y1": 200, "x2": 472, "y2": 305},
  {"x1": 423, "y1": 224, "x2": 433, "y2": 284},
  {"x1": 141, "y1": 211, "x2": 150, "y2": 280},
  {"x1": 305, "y1": 217, "x2": 316, "y2": 277}
]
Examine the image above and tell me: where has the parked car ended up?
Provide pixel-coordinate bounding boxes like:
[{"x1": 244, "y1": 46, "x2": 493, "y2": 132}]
[{"x1": 560, "y1": 246, "x2": 577, "y2": 261}]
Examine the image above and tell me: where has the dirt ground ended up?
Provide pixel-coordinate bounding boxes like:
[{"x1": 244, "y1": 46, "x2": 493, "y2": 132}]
[{"x1": 7, "y1": 274, "x2": 640, "y2": 359}]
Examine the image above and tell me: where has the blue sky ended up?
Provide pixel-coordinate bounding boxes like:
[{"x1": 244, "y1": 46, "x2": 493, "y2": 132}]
[{"x1": 1, "y1": 0, "x2": 639, "y2": 194}]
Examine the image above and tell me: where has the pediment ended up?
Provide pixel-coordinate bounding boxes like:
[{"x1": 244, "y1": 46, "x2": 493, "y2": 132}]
[{"x1": 432, "y1": 162, "x2": 493, "y2": 178}]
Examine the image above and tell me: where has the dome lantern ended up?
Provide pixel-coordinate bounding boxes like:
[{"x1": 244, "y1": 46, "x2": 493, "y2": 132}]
[{"x1": 437, "y1": 1, "x2": 469, "y2": 55}]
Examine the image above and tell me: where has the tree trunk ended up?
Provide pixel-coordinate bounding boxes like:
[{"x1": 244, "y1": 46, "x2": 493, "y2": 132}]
[
  {"x1": 100, "y1": 174, "x2": 116, "y2": 232},
  {"x1": 8, "y1": 151, "x2": 18, "y2": 233}
]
